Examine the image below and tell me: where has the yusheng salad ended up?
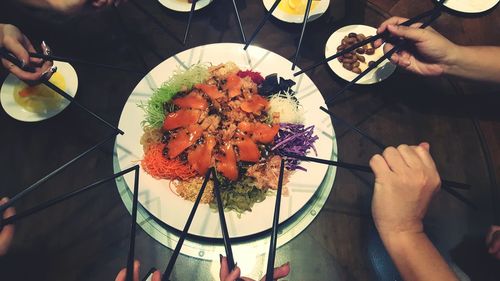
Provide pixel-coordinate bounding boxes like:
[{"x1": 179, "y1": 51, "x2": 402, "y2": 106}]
[{"x1": 139, "y1": 62, "x2": 318, "y2": 214}]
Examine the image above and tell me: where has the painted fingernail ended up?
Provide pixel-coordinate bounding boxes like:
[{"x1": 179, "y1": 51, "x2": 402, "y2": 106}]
[
  {"x1": 42, "y1": 41, "x2": 52, "y2": 56},
  {"x1": 219, "y1": 254, "x2": 223, "y2": 263},
  {"x1": 41, "y1": 66, "x2": 57, "y2": 79}
]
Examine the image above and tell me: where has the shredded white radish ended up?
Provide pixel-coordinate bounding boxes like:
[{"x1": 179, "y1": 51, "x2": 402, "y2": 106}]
[{"x1": 268, "y1": 92, "x2": 304, "y2": 124}]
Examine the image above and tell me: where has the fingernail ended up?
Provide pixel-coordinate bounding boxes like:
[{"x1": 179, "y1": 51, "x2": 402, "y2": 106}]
[
  {"x1": 219, "y1": 254, "x2": 223, "y2": 263},
  {"x1": 41, "y1": 66, "x2": 57, "y2": 80},
  {"x1": 280, "y1": 261, "x2": 290, "y2": 267},
  {"x1": 42, "y1": 41, "x2": 52, "y2": 56},
  {"x1": 21, "y1": 59, "x2": 26, "y2": 68}
]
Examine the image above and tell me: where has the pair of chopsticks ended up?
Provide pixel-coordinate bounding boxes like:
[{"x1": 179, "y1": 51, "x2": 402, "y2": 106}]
[
  {"x1": 293, "y1": 0, "x2": 447, "y2": 77},
  {"x1": 0, "y1": 132, "x2": 117, "y2": 214},
  {"x1": 243, "y1": 0, "x2": 314, "y2": 70},
  {"x1": 182, "y1": 1, "x2": 247, "y2": 45},
  {"x1": 318, "y1": 106, "x2": 477, "y2": 209},
  {"x1": 0, "y1": 47, "x2": 143, "y2": 74},
  {"x1": 325, "y1": 8, "x2": 442, "y2": 104},
  {"x1": 0, "y1": 165, "x2": 141, "y2": 281},
  {"x1": 0, "y1": 49, "x2": 124, "y2": 135},
  {"x1": 161, "y1": 168, "x2": 236, "y2": 280}
]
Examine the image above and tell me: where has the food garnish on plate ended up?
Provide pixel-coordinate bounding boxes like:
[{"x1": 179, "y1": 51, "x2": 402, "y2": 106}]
[
  {"x1": 278, "y1": 0, "x2": 321, "y2": 15},
  {"x1": 13, "y1": 72, "x2": 66, "y2": 114},
  {"x1": 139, "y1": 62, "x2": 318, "y2": 213}
]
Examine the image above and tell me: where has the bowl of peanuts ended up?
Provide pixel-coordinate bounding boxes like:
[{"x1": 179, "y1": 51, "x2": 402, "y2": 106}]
[{"x1": 324, "y1": 24, "x2": 396, "y2": 85}]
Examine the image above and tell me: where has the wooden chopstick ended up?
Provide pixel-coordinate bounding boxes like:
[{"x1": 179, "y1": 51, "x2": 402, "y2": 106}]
[
  {"x1": 162, "y1": 169, "x2": 212, "y2": 281},
  {"x1": 319, "y1": 107, "x2": 471, "y2": 190},
  {"x1": 0, "y1": 49, "x2": 124, "y2": 135},
  {"x1": 125, "y1": 166, "x2": 141, "y2": 281},
  {"x1": 282, "y1": 152, "x2": 477, "y2": 209},
  {"x1": 183, "y1": 0, "x2": 197, "y2": 45},
  {"x1": 0, "y1": 165, "x2": 138, "y2": 229},
  {"x1": 232, "y1": 0, "x2": 247, "y2": 43},
  {"x1": 265, "y1": 158, "x2": 285, "y2": 281},
  {"x1": 291, "y1": 0, "x2": 314, "y2": 70},
  {"x1": 212, "y1": 168, "x2": 236, "y2": 271},
  {"x1": 244, "y1": 0, "x2": 282, "y2": 50},
  {"x1": 293, "y1": 0, "x2": 447, "y2": 76},
  {"x1": 0, "y1": 132, "x2": 117, "y2": 214},
  {"x1": 26, "y1": 51, "x2": 144, "y2": 74}
]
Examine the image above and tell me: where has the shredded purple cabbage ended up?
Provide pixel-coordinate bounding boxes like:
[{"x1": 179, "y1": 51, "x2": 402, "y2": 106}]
[{"x1": 271, "y1": 123, "x2": 319, "y2": 171}]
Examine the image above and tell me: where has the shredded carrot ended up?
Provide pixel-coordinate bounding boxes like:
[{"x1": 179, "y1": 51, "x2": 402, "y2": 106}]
[{"x1": 142, "y1": 143, "x2": 197, "y2": 180}]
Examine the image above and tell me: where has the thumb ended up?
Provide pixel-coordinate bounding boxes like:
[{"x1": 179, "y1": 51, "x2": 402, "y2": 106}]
[
  {"x1": 3, "y1": 37, "x2": 29, "y2": 67},
  {"x1": 387, "y1": 24, "x2": 428, "y2": 43}
]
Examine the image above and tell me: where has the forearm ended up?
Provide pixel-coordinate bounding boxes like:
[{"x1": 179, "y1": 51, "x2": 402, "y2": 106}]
[
  {"x1": 446, "y1": 45, "x2": 500, "y2": 83},
  {"x1": 380, "y1": 231, "x2": 458, "y2": 281}
]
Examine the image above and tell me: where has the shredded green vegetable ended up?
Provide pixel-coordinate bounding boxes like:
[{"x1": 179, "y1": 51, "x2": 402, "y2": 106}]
[
  {"x1": 139, "y1": 64, "x2": 210, "y2": 128},
  {"x1": 211, "y1": 174, "x2": 269, "y2": 214}
]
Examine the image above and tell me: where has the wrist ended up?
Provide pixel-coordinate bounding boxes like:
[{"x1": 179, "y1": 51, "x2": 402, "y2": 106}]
[{"x1": 442, "y1": 43, "x2": 464, "y2": 76}]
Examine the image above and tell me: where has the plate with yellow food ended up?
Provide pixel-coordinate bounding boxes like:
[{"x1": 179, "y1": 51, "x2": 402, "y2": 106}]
[
  {"x1": 263, "y1": 0, "x2": 330, "y2": 23},
  {"x1": 157, "y1": 0, "x2": 213, "y2": 12},
  {"x1": 0, "y1": 61, "x2": 78, "y2": 122},
  {"x1": 325, "y1": 25, "x2": 396, "y2": 84}
]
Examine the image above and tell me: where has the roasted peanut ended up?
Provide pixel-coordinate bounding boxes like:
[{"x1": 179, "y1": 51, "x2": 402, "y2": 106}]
[
  {"x1": 366, "y1": 48, "x2": 375, "y2": 55},
  {"x1": 343, "y1": 63, "x2": 353, "y2": 70},
  {"x1": 352, "y1": 67, "x2": 362, "y2": 74}
]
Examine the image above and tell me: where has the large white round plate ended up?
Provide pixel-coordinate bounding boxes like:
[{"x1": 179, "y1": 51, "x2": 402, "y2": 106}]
[
  {"x1": 325, "y1": 25, "x2": 396, "y2": 85},
  {"x1": 440, "y1": 0, "x2": 499, "y2": 14},
  {"x1": 0, "y1": 61, "x2": 78, "y2": 122},
  {"x1": 115, "y1": 43, "x2": 336, "y2": 239},
  {"x1": 157, "y1": 0, "x2": 213, "y2": 12},
  {"x1": 263, "y1": 0, "x2": 330, "y2": 23}
]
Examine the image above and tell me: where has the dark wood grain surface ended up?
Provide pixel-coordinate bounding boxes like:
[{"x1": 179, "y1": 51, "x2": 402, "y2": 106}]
[{"x1": 0, "y1": 0, "x2": 499, "y2": 280}]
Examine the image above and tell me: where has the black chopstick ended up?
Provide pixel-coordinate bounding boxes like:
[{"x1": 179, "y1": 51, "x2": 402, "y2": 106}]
[
  {"x1": 293, "y1": 2, "x2": 444, "y2": 76},
  {"x1": 265, "y1": 158, "x2": 285, "y2": 281},
  {"x1": 283, "y1": 153, "x2": 477, "y2": 209},
  {"x1": 0, "y1": 50, "x2": 124, "y2": 135},
  {"x1": 126, "y1": 166, "x2": 141, "y2": 281},
  {"x1": 319, "y1": 106, "x2": 386, "y2": 150},
  {"x1": 141, "y1": 267, "x2": 158, "y2": 281},
  {"x1": 162, "y1": 169, "x2": 212, "y2": 281},
  {"x1": 319, "y1": 106, "x2": 470, "y2": 190},
  {"x1": 212, "y1": 168, "x2": 236, "y2": 271},
  {"x1": 26, "y1": 52, "x2": 144, "y2": 74},
  {"x1": 291, "y1": 0, "x2": 313, "y2": 70},
  {"x1": 232, "y1": 0, "x2": 247, "y2": 43},
  {"x1": 244, "y1": 0, "x2": 282, "y2": 50},
  {"x1": 183, "y1": 0, "x2": 197, "y2": 45},
  {"x1": 0, "y1": 132, "x2": 117, "y2": 213},
  {"x1": 325, "y1": 10, "x2": 441, "y2": 105},
  {"x1": 0, "y1": 165, "x2": 138, "y2": 229}
]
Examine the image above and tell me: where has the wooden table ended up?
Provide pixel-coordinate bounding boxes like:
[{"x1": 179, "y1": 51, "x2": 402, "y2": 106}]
[{"x1": 0, "y1": 0, "x2": 499, "y2": 280}]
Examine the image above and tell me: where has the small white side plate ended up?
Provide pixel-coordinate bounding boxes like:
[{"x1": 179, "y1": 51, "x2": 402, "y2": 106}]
[
  {"x1": 0, "y1": 61, "x2": 78, "y2": 122},
  {"x1": 441, "y1": 0, "x2": 499, "y2": 14},
  {"x1": 263, "y1": 0, "x2": 330, "y2": 23},
  {"x1": 157, "y1": 0, "x2": 213, "y2": 12},
  {"x1": 325, "y1": 24, "x2": 396, "y2": 85}
]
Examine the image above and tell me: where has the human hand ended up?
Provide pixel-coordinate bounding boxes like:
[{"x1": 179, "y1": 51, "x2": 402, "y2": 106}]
[
  {"x1": 373, "y1": 16, "x2": 458, "y2": 76},
  {"x1": 0, "y1": 197, "x2": 16, "y2": 256},
  {"x1": 0, "y1": 24, "x2": 55, "y2": 84},
  {"x1": 369, "y1": 143, "x2": 441, "y2": 237},
  {"x1": 486, "y1": 225, "x2": 500, "y2": 260},
  {"x1": 115, "y1": 260, "x2": 161, "y2": 281},
  {"x1": 219, "y1": 256, "x2": 290, "y2": 281}
]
